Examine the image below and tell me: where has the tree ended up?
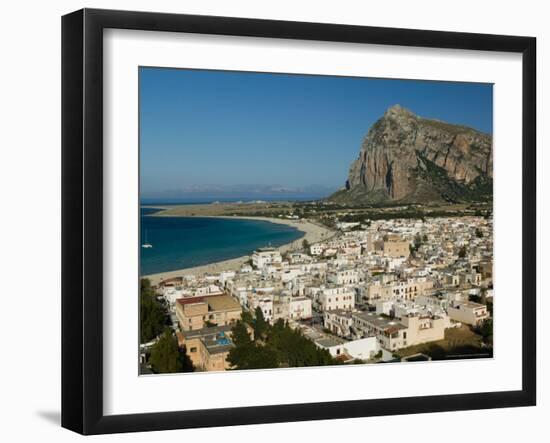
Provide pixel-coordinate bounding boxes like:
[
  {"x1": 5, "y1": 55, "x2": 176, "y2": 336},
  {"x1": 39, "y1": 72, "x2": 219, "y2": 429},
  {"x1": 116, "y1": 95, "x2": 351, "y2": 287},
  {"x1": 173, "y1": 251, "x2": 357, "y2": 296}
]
[
  {"x1": 469, "y1": 294, "x2": 482, "y2": 304},
  {"x1": 477, "y1": 319, "x2": 493, "y2": 346},
  {"x1": 140, "y1": 278, "x2": 165, "y2": 343},
  {"x1": 486, "y1": 300, "x2": 494, "y2": 316},
  {"x1": 267, "y1": 319, "x2": 335, "y2": 367},
  {"x1": 242, "y1": 345, "x2": 279, "y2": 369},
  {"x1": 227, "y1": 341, "x2": 279, "y2": 370},
  {"x1": 232, "y1": 320, "x2": 252, "y2": 347},
  {"x1": 141, "y1": 278, "x2": 152, "y2": 293},
  {"x1": 458, "y1": 245, "x2": 467, "y2": 259},
  {"x1": 178, "y1": 346, "x2": 195, "y2": 372},
  {"x1": 253, "y1": 307, "x2": 268, "y2": 340},
  {"x1": 475, "y1": 228, "x2": 484, "y2": 238},
  {"x1": 227, "y1": 319, "x2": 279, "y2": 369},
  {"x1": 414, "y1": 233, "x2": 422, "y2": 249},
  {"x1": 302, "y1": 238, "x2": 310, "y2": 251},
  {"x1": 227, "y1": 317, "x2": 337, "y2": 370},
  {"x1": 422, "y1": 234, "x2": 429, "y2": 242},
  {"x1": 240, "y1": 310, "x2": 253, "y2": 325},
  {"x1": 149, "y1": 330, "x2": 183, "y2": 373}
]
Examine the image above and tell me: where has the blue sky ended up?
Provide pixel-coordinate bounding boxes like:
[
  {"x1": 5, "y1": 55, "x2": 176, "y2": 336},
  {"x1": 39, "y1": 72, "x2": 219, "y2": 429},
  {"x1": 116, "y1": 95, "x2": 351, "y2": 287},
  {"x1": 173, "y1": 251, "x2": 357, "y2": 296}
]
[{"x1": 139, "y1": 67, "x2": 492, "y2": 199}]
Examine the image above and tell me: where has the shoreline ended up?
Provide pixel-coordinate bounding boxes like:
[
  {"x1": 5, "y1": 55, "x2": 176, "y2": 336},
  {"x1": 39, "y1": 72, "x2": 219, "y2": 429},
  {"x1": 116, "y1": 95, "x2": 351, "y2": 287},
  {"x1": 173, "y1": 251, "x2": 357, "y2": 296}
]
[{"x1": 142, "y1": 215, "x2": 334, "y2": 285}]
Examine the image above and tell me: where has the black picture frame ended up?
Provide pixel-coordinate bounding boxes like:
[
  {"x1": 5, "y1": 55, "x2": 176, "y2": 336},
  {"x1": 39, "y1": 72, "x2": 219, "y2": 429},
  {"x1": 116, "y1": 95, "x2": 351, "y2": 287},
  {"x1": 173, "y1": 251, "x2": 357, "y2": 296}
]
[{"x1": 62, "y1": 8, "x2": 537, "y2": 435}]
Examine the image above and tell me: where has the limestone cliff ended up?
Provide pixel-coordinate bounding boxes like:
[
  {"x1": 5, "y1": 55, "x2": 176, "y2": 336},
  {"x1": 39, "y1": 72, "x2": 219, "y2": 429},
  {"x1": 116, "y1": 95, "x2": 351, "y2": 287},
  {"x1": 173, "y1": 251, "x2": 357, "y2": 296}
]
[{"x1": 331, "y1": 105, "x2": 492, "y2": 204}]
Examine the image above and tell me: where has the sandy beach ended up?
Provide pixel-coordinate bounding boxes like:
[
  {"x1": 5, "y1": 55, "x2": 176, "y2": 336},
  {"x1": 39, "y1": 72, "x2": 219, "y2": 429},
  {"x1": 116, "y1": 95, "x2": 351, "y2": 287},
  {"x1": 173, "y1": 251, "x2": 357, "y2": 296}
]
[{"x1": 142, "y1": 216, "x2": 334, "y2": 285}]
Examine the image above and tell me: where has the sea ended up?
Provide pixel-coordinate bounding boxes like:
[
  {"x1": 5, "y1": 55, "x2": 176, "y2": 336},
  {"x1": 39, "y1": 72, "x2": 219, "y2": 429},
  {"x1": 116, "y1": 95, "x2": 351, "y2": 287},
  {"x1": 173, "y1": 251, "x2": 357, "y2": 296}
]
[{"x1": 140, "y1": 206, "x2": 304, "y2": 275}]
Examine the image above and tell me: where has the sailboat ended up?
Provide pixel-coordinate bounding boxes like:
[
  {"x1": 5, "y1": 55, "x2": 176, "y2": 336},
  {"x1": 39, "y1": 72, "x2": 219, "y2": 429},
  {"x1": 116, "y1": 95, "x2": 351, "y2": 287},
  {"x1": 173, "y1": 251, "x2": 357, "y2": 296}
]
[{"x1": 141, "y1": 229, "x2": 153, "y2": 248}]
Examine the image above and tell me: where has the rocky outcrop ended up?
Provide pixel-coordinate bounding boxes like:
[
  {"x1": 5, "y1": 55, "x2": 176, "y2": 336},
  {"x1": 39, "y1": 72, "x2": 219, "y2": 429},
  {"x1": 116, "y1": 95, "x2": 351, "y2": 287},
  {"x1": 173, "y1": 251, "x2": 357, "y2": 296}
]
[{"x1": 331, "y1": 105, "x2": 492, "y2": 204}]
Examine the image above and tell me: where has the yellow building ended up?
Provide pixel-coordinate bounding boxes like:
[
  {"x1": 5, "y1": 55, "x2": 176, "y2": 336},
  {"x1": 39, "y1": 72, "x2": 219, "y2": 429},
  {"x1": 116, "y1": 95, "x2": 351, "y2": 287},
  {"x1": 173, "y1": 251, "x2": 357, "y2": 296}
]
[
  {"x1": 447, "y1": 300, "x2": 489, "y2": 326},
  {"x1": 176, "y1": 294, "x2": 242, "y2": 331},
  {"x1": 352, "y1": 311, "x2": 446, "y2": 351},
  {"x1": 399, "y1": 314, "x2": 446, "y2": 347},
  {"x1": 178, "y1": 325, "x2": 234, "y2": 372},
  {"x1": 382, "y1": 234, "x2": 410, "y2": 258}
]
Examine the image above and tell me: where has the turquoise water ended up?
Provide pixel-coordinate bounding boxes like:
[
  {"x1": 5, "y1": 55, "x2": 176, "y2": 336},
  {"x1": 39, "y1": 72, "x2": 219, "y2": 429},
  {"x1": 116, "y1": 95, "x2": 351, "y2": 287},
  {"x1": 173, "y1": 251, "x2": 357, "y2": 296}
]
[{"x1": 140, "y1": 208, "x2": 303, "y2": 275}]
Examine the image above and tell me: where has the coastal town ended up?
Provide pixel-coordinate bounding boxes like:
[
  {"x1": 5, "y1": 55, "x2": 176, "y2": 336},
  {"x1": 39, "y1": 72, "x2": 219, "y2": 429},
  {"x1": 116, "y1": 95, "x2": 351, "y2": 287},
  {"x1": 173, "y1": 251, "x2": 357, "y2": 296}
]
[{"x1": 140, "y1": 211, "x2": 494, "y2": 374}]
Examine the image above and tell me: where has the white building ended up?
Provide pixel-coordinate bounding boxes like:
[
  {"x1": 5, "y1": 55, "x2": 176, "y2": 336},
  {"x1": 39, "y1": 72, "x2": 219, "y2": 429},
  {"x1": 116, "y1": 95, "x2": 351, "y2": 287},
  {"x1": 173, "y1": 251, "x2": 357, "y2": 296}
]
[
  {"x1": 315, "y1": 336, "x2": 379, "y2": 361},
  {"x1": 310, "y1": 244, "x2": 324, "y2": 256},
  {"x1": 336, "y1": 221, "x2": 361, "y2": 230},
  {"x1": 252, "y1": 247, "x2": 282, "y2": 269},
  {"x1": 318, "y1": 286, "x2": 355, "y2": 311},
  {"x1": 280, "y1": 267, "x2": 303, "y2": 283},
  {"x1": 324, "y1": 309, "x2": 354, "y2": 337},
  {"x1": 219, "y1": 271, "x2": 236, "y2": 285},
  {"x1": 375, "y1": 300, "x2": 394, "y2": 316},
  {"x1": 162, "y1": 285, "x2": 190, "y2": 306},
  {"x1": 328, "y1": 268, "x2": 359, "y2": 285},
  {"x1": 344, "y1": 337, "x2": 380, "y2": 360},
  {"x1": 249, "y1": 294, "x2": 274, "y2": 323},
  {"x1": 288, "y1": 297, "x2": 312, "y2": 320},
  {"x1": 392, "y1": 300, "x2": 424, "y2": 319},
  {"x1": 193, "y1": 284, "x2": 224, "y2": 297}
]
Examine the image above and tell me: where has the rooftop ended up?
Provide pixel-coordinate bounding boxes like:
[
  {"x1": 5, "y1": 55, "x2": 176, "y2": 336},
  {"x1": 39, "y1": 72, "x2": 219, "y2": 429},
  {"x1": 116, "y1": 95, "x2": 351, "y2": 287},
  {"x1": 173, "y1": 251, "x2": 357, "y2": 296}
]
[
  {"x1": 207, "y1": 295, "x2": 242, "y2": 311},
  {"x1": 353, "y1": 311, "x2": 407, "y2": 330},
  {"x1": 254, "y1": 247, "x2": 277, "y2": 253},
  {"x1": 176, "y1": 297, "x2": 206, "y2": 306},
  {"x1": 453, "y1": 300, "x2": 486, "y2": 309},
  {"x1": 181, "y1": 324, "x2": 233, "y2": 340},
  {"x1": 315, "y1": 337, "x2": 343, "y2": 348},
  {"x1": 291, "y1": 296, "x2": 310, "y2": 302},
  {"x1": 203, "y1": 332, "x2": 234, "y2": 354},
  {"x1": 159, "y1": 276, "x2": 184, "y2": 286},
  {"x1": 325, "y1": 309, "x2": 354, "y2": 318}
]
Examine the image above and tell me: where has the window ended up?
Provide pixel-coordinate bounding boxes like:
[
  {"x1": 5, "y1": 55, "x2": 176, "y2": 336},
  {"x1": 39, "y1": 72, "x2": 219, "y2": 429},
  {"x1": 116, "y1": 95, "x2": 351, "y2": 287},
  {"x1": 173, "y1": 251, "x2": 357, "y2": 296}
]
[{"x1": 190, "y1": 347, "x2": 197, "y2": 353}]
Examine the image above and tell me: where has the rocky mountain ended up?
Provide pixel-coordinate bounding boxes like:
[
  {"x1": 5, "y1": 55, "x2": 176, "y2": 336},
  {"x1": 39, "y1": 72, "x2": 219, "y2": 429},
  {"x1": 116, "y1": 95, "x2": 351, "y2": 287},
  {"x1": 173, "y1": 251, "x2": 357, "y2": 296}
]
[{"x1": 330, "y1": 105, "x2": 493, "y2": 205}]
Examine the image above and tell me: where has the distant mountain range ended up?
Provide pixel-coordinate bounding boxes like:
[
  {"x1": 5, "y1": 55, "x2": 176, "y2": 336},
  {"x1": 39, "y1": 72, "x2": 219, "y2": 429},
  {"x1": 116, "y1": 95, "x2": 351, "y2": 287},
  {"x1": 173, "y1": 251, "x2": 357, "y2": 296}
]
[
  {"x1": 330, "y1": 105, "x2": 493, "y2": 205},
  {"x1": 141, "y1": 184, "x2": 337, "y2": 202}
]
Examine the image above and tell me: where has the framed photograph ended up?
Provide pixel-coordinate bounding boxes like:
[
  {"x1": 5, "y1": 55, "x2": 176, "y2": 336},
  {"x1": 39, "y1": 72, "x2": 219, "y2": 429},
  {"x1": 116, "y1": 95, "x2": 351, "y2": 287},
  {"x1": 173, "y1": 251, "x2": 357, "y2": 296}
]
[{"x1": 62, "y1": 8, "x2": 536, "y2": 435}]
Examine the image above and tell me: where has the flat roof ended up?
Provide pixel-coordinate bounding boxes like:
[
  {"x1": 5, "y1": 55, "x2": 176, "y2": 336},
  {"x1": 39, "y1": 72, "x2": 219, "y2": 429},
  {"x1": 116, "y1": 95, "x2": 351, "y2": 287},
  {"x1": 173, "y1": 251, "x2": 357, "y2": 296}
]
[
  {"x1": 316, "y1": 337, "x2": 342, "y2": 348},
  {"x1": 325, "y1": 309, "x2": 354, "y2": 318},
  {"x1": 205, "y1": 343, "x2": 234, "y2": 354},
  {"x1": 254, "y1": 247, "x2": 277, "y2": 252},
  {"x1": 353, "y1": 311, "x2": 407, "y2": 330},
  {"x1": 455, "y1": 300, "x2": 486, "y2": 309},
  {"x1": 203, "y1": 334, "x2": 234, "y2": 354},
  {"x1": 291, "y1": 296, "x2": 310, "y2": 302},
  {"x1": 176, "y1": 297, "x2": 206, "y2": 306},
  {"x1": 182, "y1": 324, "x2": 232, "y2": 340},
  {"x1": 207, "y1": 295, "x2": 241, "y2": 311},
  {"x1": 159, "y1": 277, "x2": 184, "y2": 285}
]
